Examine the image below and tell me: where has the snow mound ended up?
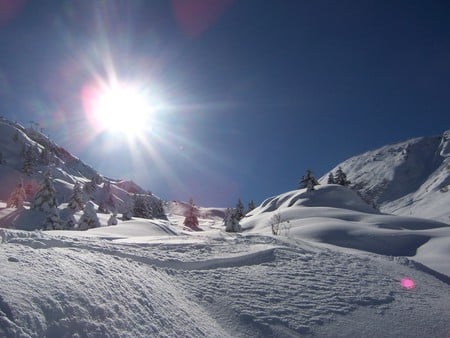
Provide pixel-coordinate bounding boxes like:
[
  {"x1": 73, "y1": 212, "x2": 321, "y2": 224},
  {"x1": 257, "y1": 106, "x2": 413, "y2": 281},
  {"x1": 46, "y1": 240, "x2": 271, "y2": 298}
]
[{"x1": 242, "y1": 185, "x2": 450, "y2": 277}]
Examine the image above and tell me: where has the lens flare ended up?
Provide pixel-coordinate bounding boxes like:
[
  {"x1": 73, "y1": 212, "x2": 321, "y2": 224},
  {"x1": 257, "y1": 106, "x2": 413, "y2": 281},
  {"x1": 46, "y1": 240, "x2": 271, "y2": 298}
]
[{"x1": 400, "y1": 278, "x2": 415, "y2": 290}]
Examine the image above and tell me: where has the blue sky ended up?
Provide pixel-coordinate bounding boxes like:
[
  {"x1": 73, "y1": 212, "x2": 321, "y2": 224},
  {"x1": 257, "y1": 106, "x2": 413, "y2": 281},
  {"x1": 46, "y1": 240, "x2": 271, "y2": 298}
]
[{"x1": 1, "y1": 1, "x2": 450, "y2": 207}]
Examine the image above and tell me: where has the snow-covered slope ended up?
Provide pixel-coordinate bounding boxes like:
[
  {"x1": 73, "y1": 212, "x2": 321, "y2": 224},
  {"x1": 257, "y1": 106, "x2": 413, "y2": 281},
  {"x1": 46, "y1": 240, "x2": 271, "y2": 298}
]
[
  {"x1": 0, "y1": 118, "x2": 162, "y2": 229},
  {"x1": 1, "y1": 195, "x2": 450, "y2": 337},
  {"x1": 319, "y1": 130, "x2": 450, "y2": 224},
  {"x1": 242, "y1": 185, "x2": 450, "y2": 277}
]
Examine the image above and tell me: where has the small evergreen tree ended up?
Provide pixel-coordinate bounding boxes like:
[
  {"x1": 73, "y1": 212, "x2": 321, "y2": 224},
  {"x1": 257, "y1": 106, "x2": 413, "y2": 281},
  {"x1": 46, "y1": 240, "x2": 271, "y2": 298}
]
[
  {"x1": 247, "y1": 200, "x2": 256, "y2": 213},
  {"x1": 32, "y1": 170, "x2": 58, "y2": 212},
  {"x1": 31, "y1": 171, "x2": 63, "y2": 229},
  {"x1": 133, "y1": 194, "x2": 153, "y2": 218},
  {"x1": 236, "y1": 198, "x2": 245, "y2": 220},
  {"x1": 107, "y1": 212, "x2": 118, "y2": 226},
  {"x1": 224, "y1": 208, "x2": 242, "y2": 233},
  {"x1": 7, "y1": 181, "x2": 27, "y2": 208},
  {"x1": 83, "y1": 179, "x2": 97, "y2": 195},
  {"x1": 68, "y1": 182, "x2": 85, "y2": 211},
  {"x1": 334, "y1": 167, "x2": 351, "y2": 186},
  {"x1": 327, "y1": 172, "x2": 335, "y2": 184},
  {"x1": 121, "y1": 196, "x2": 134, "y2": 221},
  {"x1": 183, "y1": 198, "x2": 200, "y2": 230},
  {"x1": 45, "y1": 206, "x2": 63, "y2": 230},
  {"x1": 78, "y1": 201, "x2": 100, "y2": 230},
  {"x1": 22, "y1": 146, "x2": 38, "y2": 175},
  {"x1": 299, "y1": 169, "x2": 319, "y2": 192},
  {"x1": 0, "y1": 151, "x2": 4, "y2": 164}
]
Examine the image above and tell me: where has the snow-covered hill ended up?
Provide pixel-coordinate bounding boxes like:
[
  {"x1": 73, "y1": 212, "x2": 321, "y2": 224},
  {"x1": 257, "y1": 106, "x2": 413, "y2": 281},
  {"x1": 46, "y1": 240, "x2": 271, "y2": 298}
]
[
  {"x1": 320, "y1": 130, "x2": 450, "y2": 224},
  {"x1": 0, "y1": 118, "x2": 162, "y2": 230},
  {"x1": 1, "y1": 185, "x2": 450, "y2": 337}
]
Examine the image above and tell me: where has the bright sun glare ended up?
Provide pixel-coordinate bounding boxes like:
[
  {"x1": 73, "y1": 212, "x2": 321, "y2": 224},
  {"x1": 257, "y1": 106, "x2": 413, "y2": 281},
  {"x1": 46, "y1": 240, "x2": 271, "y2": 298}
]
[{"x1": 92, "y1": 83, "x2": 152, "y2": 135}]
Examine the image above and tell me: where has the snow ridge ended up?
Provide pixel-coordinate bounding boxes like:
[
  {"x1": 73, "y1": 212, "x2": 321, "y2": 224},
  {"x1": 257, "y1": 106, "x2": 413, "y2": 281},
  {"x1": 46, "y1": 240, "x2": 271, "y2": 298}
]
[{"x1": 319, "y1": 130, "x2": 450, "y2": 223}]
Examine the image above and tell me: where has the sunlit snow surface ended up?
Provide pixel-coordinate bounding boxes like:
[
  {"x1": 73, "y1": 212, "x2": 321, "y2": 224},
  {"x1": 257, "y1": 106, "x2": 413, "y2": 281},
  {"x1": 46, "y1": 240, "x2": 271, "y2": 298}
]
[{"x1": 1, "y1": 193, "x2": 450, "y2": 337}]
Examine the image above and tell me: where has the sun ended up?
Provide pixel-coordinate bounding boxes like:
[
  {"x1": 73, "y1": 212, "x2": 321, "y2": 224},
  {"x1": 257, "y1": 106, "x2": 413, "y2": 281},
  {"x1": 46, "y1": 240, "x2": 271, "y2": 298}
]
[{"x1": 89, "y1": 82, "x2": 153, "y2": 135}]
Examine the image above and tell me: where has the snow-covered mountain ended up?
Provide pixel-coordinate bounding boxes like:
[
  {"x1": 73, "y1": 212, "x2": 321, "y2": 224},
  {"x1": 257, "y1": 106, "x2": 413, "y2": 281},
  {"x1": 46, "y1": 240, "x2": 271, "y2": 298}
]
[
  {"x1": 0, "y1": 118, "x2": 162, "y2": 230},
  {"x1": 319, "y1": 130, "x2": 450, "y2": 224}
]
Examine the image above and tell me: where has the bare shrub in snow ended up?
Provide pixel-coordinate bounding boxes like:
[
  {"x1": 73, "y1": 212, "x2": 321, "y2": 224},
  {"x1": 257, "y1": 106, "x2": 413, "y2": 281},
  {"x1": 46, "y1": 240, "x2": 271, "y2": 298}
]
[
  {"x1": 269, "y1": 212, "x2": 290, "y2": 236},
  {"x1": 184, "y1": 198, "x2": 200, "y2": 230}
]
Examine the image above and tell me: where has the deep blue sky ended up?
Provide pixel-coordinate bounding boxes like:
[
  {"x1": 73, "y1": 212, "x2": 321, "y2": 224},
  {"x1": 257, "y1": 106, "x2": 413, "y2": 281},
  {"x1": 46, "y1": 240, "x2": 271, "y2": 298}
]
[{"x1": 1, "y1": 0, "x2": 450, "y2": 207}]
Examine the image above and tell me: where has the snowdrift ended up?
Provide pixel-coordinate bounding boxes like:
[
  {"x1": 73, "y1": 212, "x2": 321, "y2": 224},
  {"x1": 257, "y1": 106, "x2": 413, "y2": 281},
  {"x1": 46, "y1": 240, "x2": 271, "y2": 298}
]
[{"x1": 242, "y1": 185, "x2": 450, "y2": 277}]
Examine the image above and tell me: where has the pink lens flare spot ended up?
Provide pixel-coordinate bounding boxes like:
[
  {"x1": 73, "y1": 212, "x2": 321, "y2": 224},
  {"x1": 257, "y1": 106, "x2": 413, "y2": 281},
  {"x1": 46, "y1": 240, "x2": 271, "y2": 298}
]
[{"x1": 400, "y1": 278, "x2": 415, "y2": 290}]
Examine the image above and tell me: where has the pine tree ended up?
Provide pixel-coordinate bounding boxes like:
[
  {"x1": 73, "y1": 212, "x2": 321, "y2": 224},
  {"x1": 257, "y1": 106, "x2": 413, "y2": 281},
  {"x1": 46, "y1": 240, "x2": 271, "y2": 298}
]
[
  {"x1": 78, "y1": 201, "x2": 100, "y2": 230},
  {"x1": 107, "y1": 212, "x2": 118, "y2": 226},
  {"x1": 247, "y1": 200, "x2": 256, "y2": 213},
  {"x1": 299, "y1": 169, "x2": 319, "y2": 192},
  {"x1": 7, "y1": 181, "x2": 27, "y2": 208},
  {"x1": 31, "y1": 171, "x2": 62, "y2": 229},
  {"x1": 183, "y1": 198, "x2": 200, "y2": 230},
  {"x1": 32, "y1": 171, "x2": 58, "y2": 212},
  {"x1": 68, "y1": 182, "x2": 85, "y2": 211},
  {"x1": 133, "y1": 194, "x2": 153, "y2": 218},
  {"x1": 83, "y1": 179, "x2": 97, "y2": 197},
  {"x1": 22, "y1": 146, "x2": 38, "y2": 175},
  {"x1": 45, "y1": 206, "x2": 63, "y2": 230},
  {"x1": 236, "y1": 198, "x2": 245, "y2": 220},
  {"x1": 334, "y1": 167, "x2": 351, "y2": 186},
  {"x1": 224, "y1": 208, "x2": 242, "y2": 233},
  {"x1": 0, "y1": 151, "x2": 4, "y2": 164},
  {"x1": 327, "y1": 172, "x2": 335, "y2": 184},
  {"x1": 121, "y1": 196, "x2": 134, "y2": 221}
]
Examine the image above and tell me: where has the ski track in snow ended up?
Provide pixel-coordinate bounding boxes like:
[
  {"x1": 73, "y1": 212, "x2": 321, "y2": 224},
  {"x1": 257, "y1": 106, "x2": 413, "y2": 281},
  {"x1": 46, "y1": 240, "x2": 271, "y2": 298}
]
[{"x1": 1, "y1": 230, "x2": 449, "y2": 337}]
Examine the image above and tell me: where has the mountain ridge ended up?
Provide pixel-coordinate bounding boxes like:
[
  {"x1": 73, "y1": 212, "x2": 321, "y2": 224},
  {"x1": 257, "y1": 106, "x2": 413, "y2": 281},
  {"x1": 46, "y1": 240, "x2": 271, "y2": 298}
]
[{"x1": 319, "y1": 129, "x2": 450, "y2": 224}]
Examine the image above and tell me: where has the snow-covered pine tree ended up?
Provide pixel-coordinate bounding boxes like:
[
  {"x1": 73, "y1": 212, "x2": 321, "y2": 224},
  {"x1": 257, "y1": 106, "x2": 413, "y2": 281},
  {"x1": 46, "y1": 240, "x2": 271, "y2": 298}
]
[
  {"x1": 334, "y1": 167, "x2": 351, "y2": 186},
  {"x1": 107, "y1": 212, "x2": 118, "y2": 226},
  {"x1": 45, "y1": 206, "x2": 63, "y2": 230},
  {"x1": 121, "y1": 196, "x2": 134, "y2": 221},
  {"x1": 78, "y1": 201, "x2": 100, "y2": 230},
  {"x1": 97, "y1": 181, "x2": 115, "y2": 214},
  {"x1": 327, "y1": 172, "x2": 335, "y2": 184},
  {"x1": 68, "y1": 182, "x2": 85, "y2": 211},
  {"x1": 22, "y1": 146, "x2": 38, "y2": 175},
  {"x1": 150, "y1": 197, "x2": 164, "y2": 218},
  {"x1": 83, "y1": 179, "x2": 97, "y2": 197},
  {"x1": 299, "y1": 169, "x2": 319, "y2": 192},
  {"x1": 236, "y1": 198, "x2": 245, "y2": 220},
  {"x1": 133, "y1": 194, "x2": 153, "y2": 218},
  {"x1": 183, "y1": 198, "x2": 200, "y2": 230},
  {"x1": 224, "y1": 208, "x2": 242, "y2": 232},
  {"x1": 31, "y1": 170, "x2": 58, "y2": 212},
  {"x1": 32, "y1": 170, "x2": 62, "y2": 229},
  {"x1": 6, "y1": 181, "x2": 27, "y2": 208}
]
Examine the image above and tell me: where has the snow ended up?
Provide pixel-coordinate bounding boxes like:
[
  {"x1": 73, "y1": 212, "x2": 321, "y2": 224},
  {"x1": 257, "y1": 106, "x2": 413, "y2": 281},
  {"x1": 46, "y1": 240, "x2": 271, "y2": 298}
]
[
  {"x1": 1, "y1": 185, "x2": 450, "y2": 337},
  {"x1": 320, "y1": 130, "x2": 450, "y2": 224}
]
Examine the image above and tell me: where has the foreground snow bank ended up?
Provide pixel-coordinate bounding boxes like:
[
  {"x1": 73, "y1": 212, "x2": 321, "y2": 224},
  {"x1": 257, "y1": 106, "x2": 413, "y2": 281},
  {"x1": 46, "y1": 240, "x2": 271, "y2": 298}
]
[{"x1": 1, "y1": 228, "x2": 449, "y2": 337}]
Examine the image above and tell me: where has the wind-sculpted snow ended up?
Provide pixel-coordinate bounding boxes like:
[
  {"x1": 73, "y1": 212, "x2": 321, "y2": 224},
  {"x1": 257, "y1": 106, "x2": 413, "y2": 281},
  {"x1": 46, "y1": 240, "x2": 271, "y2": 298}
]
[{"x1": 1, "y1": 230, "x2": 449, "y2": 337}]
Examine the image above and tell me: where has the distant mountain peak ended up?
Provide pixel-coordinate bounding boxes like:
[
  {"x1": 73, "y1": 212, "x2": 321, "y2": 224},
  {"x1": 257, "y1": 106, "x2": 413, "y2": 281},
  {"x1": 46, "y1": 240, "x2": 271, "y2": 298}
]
[{"x1": 320, "y1": 130, "x2": 450, "y2": 224}]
